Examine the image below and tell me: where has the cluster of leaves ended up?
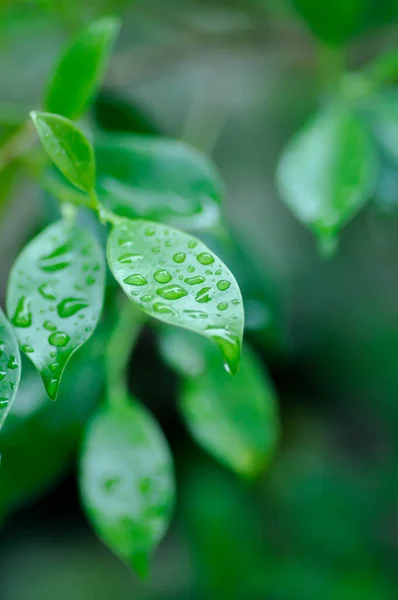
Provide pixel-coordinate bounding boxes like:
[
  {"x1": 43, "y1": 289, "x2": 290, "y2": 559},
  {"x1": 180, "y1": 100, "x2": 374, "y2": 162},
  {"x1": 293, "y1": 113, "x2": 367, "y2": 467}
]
[
  {"x1": 0, "y1": 16, "x2": 280, "y2": 576},
  {"x1": 277, "y1": 0, "x2": 398, "y2": 255}
]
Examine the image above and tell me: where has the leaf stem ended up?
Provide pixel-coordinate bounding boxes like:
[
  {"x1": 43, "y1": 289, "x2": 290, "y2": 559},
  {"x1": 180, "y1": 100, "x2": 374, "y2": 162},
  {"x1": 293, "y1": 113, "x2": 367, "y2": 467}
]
[{"x1": 106, "y1": 300, "x2": 146, "y2": 406}]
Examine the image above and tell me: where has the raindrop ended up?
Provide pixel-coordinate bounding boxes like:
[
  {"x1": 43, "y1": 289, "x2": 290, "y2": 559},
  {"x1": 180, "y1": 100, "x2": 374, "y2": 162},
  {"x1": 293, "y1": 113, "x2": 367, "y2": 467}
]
[
  {"x1": 123, "y1": 274, "x2": 148, "y2": 286},
  {"x1": 153, "y1": 303, "x2": 178, "y2": 317},
  {"x1": 49, "y1": 332, "x2": 70, "y2": 347},
  {"x1": 157, "y1": 285, "x2": 188, "y2": 300},
  {"x1": 44, "y1": 320, "x2": 57, "y2": 331},
  {"x1": 152, "y1": 247, "x2": 161, "y2": 253},
  {"x1": 39, "y1": 283, "x2": 57, "y2": 301},
  {"x1": 188, "y1": 240, "x2": 197, "y2": 249},
  {"x1": 7, "y1": 356, "x2": 18, "y2": 370},
  {"x1": 145, "y1": 226, "x2": 156, "y2": 236},
  {"x1": 217, "y1": 302, "x2": 228, "y2": 311},
  {"x1": 118, "y1": 253, "x2": 143, "y2": 264},
  {"x1": 184, "y1": 276, "x2": 205, "y2": 286},
  {"x1": 12, "y1": 297, "x2": 32, "y2": 328},
  {"x1": 38, "y1": 243, "x2": 71, "y2": 272},
  {"x1": 195, "y1": 287, "x2": 212, "y2": 303},
  {"x1": 197, "y1": 252, "x2": 214, "y2": 265},
  {"x1": 215, "y1": 269, "x2": 222, "y2": 276},
  {"x1": 57, "y1": 297, "x2": 88, "y2": 318},
  {"x1": 188, "y1": 265, "x2": 195, "y2": 273},
  {"x1": 21, "y1": 344, "x2": 34, "y2": 353},
  {"x1": 232, "y1": 299, "x2": 240, "y2": 305},
  {"x1": 217, "y1": 280, "x2": 231, "y2": 291},
  {"x1": 173, "y1": 252, "x2": 186, "y2": 263},
  {"x1": 47, "y1": 379, "x2": 58, "y2": 399},
  {"x1": 0, "y1": 371, "x2": 6, "y2": 382},
  {"x1": 183, "y1": 310, "x2": 208, "y2": 319},
  {"x1": 0, "y1": 398, "x2": 8, "y2": 409},
  {"x1": 140, "y1": 295, "x2": 153, "y2": 302},
  {"x1": 86, "y1": 276, "x2": 96, "y2": 286},
  {"x1": 154, "y1": 270, "x2": 172, "y2": 284},
  {"x1": 49, "y1": 362, "x2": 59, "y2": 374}
]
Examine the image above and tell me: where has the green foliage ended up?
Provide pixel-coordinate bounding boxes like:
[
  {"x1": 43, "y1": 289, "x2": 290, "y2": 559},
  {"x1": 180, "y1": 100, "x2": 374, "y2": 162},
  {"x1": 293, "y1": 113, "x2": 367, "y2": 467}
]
[
  {"x1": 30, "y1": 112, "x2": 96, "y2": 193},
  {"x1": 277, "y1": 104, "x2": 377, "y2": 254},
  {"x1": 291, "y1": 0, "x2": 366, "y2": 44},
  {"x1": 80, "y1": 396, "x2": 175, "y2": 578},
  {"x1": 45, "y1": 17, "x2": 121, "y2": 120},
  {"x1": 160, "y1": 330, "x2": 279, "y2": 478},
  {"x1": 107, "y1": 219, "x2": 244, "y2": 375},
  {"x1": 6, "y1": 220, "x2": 105, "y2": 399},
  {"x1": 0, "y1": 307, "x2": 21, "y2": 430}
]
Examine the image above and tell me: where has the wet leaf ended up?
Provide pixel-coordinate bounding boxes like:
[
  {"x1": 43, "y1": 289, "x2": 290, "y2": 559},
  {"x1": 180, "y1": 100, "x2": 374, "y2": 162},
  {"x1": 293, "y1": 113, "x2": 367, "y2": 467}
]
[
  {"x1": 0, "y1": 307, "x2": 21, "y2": 430},
  {"x1": 30, "y1": 111, "x2": 95, "y2": 192},
  {"x1": 45, "y1": 17, "x2": 121, "y2": 120},
  {"x1": 80, "y1": 397, "x2": 175, "y2": 578},
  {"x1": 107, "y1": 219, "x2": 244, "y2": 375},
  {"x1": 6, "y1": 220, "x2": 105, "y2": 400},
  {"x1": 161, "y1": 330, "x2": 279, "y2": 478},
  {"x1": 277, "y1": 104, "x2": 376, "y2": 254}
]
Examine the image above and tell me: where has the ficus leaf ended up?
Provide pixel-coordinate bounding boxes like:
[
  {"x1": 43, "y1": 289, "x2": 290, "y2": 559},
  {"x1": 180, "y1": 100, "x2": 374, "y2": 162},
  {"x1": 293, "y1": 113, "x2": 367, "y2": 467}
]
[
  {"x1": 160, "y1": 330, "x2": 279, "y2": 478},
  {"x1": 80, "y1": 397, "x2": 175, "y2": 578},
  {"x1": 6, "y1": 220, "x2": 105, "y2": 400},
  {"x1": 44, "y1": 134, "x2": 224, "y2": 230},
  {"x1": 30, "y1": 111, "x2": 96, "y2": 193},
  {"x1": 0, "y1": 307, "x2": 21, "y2": 430},
  {"x1": 45, "y1": 17, "x2": 121, "y2": 120},
  {"x1": 276, "y1": 104, "x2": 376, "y2": 254},
  {"x1": 107, "y1": 219, "x2": 244, "y2": 375}
]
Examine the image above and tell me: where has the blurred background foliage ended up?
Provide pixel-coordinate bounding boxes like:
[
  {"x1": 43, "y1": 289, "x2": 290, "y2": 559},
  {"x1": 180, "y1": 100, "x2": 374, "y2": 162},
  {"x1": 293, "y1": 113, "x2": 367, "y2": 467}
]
[{"x1": 2, "y1": 0, "x2": 398, "y2": 598}]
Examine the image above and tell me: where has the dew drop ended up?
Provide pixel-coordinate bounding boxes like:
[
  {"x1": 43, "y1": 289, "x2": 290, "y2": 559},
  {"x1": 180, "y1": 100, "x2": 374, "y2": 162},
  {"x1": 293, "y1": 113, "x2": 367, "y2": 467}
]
[
  {"x1": 44, "y1": 320, "x2": 57, "y2": 331},
  {"x1": 38, "y1": 243, "x2": 71, "y2": 272},
  {"x1": 215, "y1": 269, "x2": 222, "y2": 276},
  {"x1": 153, "y1": 303, "x2": 178, "y2": 317},
  {"x1": 86, "y1": 275, "x2": 96, "y2": 286},
  {"x1": 47, "y1": 379, "x2": 58, "y2": 399},
  {"x1": 57, "y1": 297, "x2": 88, "y2": 318},
  {"x1": 0, "y1": 371, "x2": 6, "y2": 382},
  {"x1": 49, "y1": 332, "x2": 70, "y2": 347},
  {"x1": 21, "y1": 344, "x2": 34, "y2": 353},
  {"x1": 183, "y1": 310, "x2": 208, "y2": 319},
  {"x1": 145, "y1": 226, "x2": 155, "y2": 236},
  {"x1": 188, "y1": 240, "x2": 197, "y2": 249},
  {"x1": 165, "y1": 239, "x2": 172, "y2": 248},
  {"x1": 140, "y1": 295, "x2": 153, "y2": 302},
  {"x1": 154, "y1": 270, "x2": 172, "y2": 284},
  {"x1": 205, "y1": 326, "x2": 240, "y2": 375},
  {"x1": 232, "y1": 299, "x2": 240, "y2": 305},
  {"x1": 0, "y1": 398, "x2": 8, "y2": 409},
  {"x1": 195, "y1": 287, "x2": 212, "y2": 304},
  {"x1": 156, "y1": 285, "x2": 188, "y2": 300},
  {"x1": 7, "y1": 356, "x2": 18, "y2": 369},
  {"x1": 173, "y1": 252, "x2": 186, "y2": 263},
  {"x1": 152, "y1": 247, "x2": 161, "y2": 253},
  {"x1": 12, "y1": 297, "x2": 32, "y2": 328},
  {"x1": 188, "y1": 265, "x2": 195, "y2": 273},
  {"x1": 217, "y1": 280, "x2": 231, "y2": 291},
  {"x1": 217, "y1": 302, "x2": 228, "y2": 311},
  {"x1": 38, "y1": 283, "x2": 57, "y2": 301},
  {"x1": 123, "y1": 273, "x2": 148, "y2": 286},
  {"x1": 197, "y1": 252, "x2": 214, "y2": 265},
  {"x1": 184, "y1": 276, "x2": 205, "y2": 286},
  {"x1": 118, "y1": 253, "x2": 143, "y2": 264},
  {"x1": 49, "y1": 362, "x2": 59, "y2": 374}
]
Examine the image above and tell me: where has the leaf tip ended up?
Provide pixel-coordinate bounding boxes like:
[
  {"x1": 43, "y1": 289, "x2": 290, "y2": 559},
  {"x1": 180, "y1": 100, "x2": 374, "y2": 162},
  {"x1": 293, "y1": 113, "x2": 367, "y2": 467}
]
[{"x1": 129, "y1": 549, "x2": 151, "y2": 580}]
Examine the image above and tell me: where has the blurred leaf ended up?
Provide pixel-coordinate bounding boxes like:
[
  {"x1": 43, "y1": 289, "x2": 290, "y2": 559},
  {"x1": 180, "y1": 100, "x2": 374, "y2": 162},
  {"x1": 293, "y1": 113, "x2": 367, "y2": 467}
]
[
  {"x1": 6, "y1": 220, "x2": 105, "y2": 399},
  {"x1": 365, "y1": 92, "x2": 398, "y2": 165},
  {"x1": 45, "y1": 17, "x2": 121, "y2": 120},
  {"x1": 93, "y1": 92, "x2": 163, "y2": 135},
  {"x1": 161, "y1": 330, "x2": 279, "y2": 477},
  {"x1": 31, "y1": 112, "x2": 96, "y2": 193},
  {"x1": 107, "y1": 219, "x2": 244, "y2": 375},
  {"x1": 0, "y1": 307, "x2": 21, "y2": 430},
  {"x1": 291, "y1": 0, "x2": 366, "y2": 44},
  {"x1": 277, "y1": 103, "x2": 376, "y2": 254},
  {"x1": 80, "y1": 396, "x2": 175, "y2": 578},
  {"x1": 0, "y1": 329, "x2": 106, "y2": 518}
]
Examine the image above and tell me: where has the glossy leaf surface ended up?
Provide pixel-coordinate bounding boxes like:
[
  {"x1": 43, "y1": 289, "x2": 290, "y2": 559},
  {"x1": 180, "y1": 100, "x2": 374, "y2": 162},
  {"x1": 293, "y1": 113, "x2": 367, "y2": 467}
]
[
  {"x1": 107, "y1": 219, "x2": 244, "y2": 375},
  {"x1": 7, "y1": 220, "x2": 105, "y2": 400},
  {"x1": 161, "y1": 330, "x2": 279, "y2": 477},
  {"x1": 80, "y1": 397, "x2": 175, "y2": 578},
  {"x1": 31, "y1": 111, "x2": 95, "y2": 192},
  {"x1": 45, "y1": 17, "x2": 121, "y2": 120},
  {"x1": 96, "y1": 134, "x2": 223, "y2": 230},
  {"x1": 277, "y1": 104, "x2": 376, "y2": 252},
  {"x1": 0, "y1": 307, "x2": 21, "y2": 430}
]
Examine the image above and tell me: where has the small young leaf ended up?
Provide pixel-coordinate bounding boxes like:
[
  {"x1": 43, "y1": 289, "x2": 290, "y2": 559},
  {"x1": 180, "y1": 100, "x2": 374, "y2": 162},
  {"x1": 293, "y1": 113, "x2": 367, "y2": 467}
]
[
  {"x1": 30, "y1": 111, "x2": 95, "y2": 192},
  {"x1": 0, "y1": 307, "x2": 21, "y2": 430},
  {"x1": 95, "y1": 134, "x2": 223, "y2": 230},
  {"x1": 161, "y1": 330, "x2": 279, "y2": 478},
  {"x1": 6, "y1": 220, "x2": 105, "y2": 400},
  {"x1": 80, "y1": 397, "x2": 175, "y2": 578},
  {"x1": 107, "y1": 219, "x2": 244, "y2": 375},
  {"x1": 276, "y1": 104, "x2": 376, "y2": 253},
  {"x1": 45, "y1": 17, "x2": 121, "y2": 120}
]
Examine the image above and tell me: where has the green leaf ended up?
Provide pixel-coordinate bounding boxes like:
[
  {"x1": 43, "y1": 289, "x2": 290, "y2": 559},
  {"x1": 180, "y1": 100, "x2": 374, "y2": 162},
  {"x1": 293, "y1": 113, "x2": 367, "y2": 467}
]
[
  {"x1": 0, "y1": 307, "x2": 21, "y2": 430},
  {"x1": 80, "y1": 397, "x2": 175, "y2": 578},
  {"x1": 160, "y1": 330, "x2": 279, "y2": 478},
  {"x1": 95, "y1": 134, "x2": 223, "y2": 230},
  {"x1": 276, "y1": 104, "x2": 376, "y2": 254},
  {"x1": 45, "y1": 17, "x2": 121, "y2": 120},
  {"x1": 291, "y1": 0, "x2": 365, "y2": 44},
  {"x1": 30, "y1": 111, "x2": 96, "y2": 192},
  {"x1": 6, "y1": 220, "x2": 105, "y2": 400},
  {"x1": 107, "y1": 219, "x2": 244, "y2": 375}
]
